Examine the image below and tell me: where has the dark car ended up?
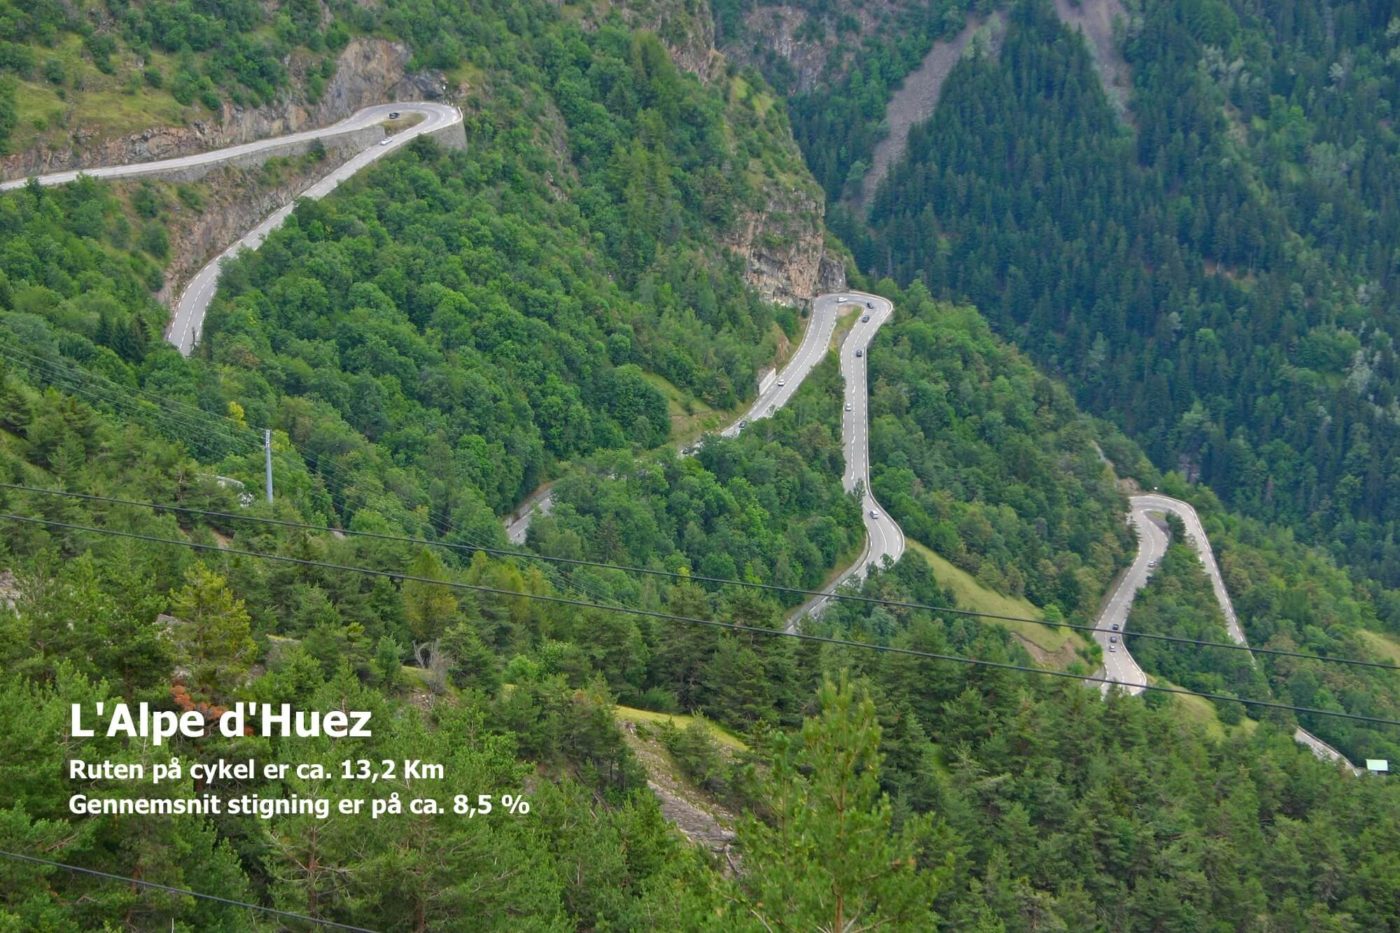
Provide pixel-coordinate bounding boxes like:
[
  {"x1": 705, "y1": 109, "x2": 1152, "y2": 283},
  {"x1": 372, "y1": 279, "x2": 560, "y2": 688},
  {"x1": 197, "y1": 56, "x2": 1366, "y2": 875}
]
[
  {"x1": 854, "y1": 348, "x2": 863, "y2": 357},
  {"x1": 866, "y1": 301, "x2": 874, "y2": 309},
  {"x1": 861, "y1": 314, "x2": 870, "y2": 323}
]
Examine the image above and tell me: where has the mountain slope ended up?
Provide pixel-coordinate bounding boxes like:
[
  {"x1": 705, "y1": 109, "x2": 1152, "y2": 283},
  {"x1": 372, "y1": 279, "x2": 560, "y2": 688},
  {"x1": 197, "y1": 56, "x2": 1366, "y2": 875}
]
[{"x1": 861, "y1": 0, "x2": 1400, "y2": 595}]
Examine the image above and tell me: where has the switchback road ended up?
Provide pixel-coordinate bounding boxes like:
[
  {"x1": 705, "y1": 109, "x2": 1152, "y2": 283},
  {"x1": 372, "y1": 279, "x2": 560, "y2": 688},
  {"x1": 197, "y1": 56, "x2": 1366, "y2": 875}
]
[
  {"x1": 1102, "y1": 493, "x2": 1360, "y2": 771},
  {"x1": 505, "y1": 292, "x2": 906, "y2": 628},
  {"x1": 1, "y1": 102, "x2": 463, "y2": 355}
]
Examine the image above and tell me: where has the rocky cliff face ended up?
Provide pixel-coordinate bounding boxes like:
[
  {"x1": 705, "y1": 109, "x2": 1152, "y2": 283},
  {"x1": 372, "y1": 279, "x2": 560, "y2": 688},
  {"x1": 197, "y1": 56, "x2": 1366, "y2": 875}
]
[
  {"x1": 648, "y1": 2, "x2": 839, "y2": 304},
  {"x1": 150, "y1": 141, "x2": 372, "y2": 309},
  {"x1": 723, "y1": 1, "x2": 907, "y2": 94},
  {"x1": 725, "y1": 184, "x2": 841, "y2": 307},
  {"x1": 579, "y1": 0, "x2": 842, "y2": 306},
  {"x1": 0, "y1": 38, "x2": 444, "y2": 180},
  {"x1": 613, "y1": 0, "x2": 724, "y2": 83}
]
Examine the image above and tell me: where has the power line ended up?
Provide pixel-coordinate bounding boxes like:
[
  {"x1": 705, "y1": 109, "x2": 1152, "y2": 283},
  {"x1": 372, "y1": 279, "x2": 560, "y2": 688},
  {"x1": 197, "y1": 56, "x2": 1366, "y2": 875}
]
[
  {"x1": 3, "y1": 510, "x2": 1398, "y2": 729},
  {"x1": 0, "y1": 339, "x2": 560, "y2": 584},
  {"x1": 5, "y1": 483, "x2": 1395, "y2": 674},
  {"x1": 0, "y1": 335, "x2": 679, "y2": 613},
  {"x1": 0, "y1": 341, "x2": 259, "y2": 454},
  {"x1": 0, "y1": 848, "x2": 379, "y2": 932}
]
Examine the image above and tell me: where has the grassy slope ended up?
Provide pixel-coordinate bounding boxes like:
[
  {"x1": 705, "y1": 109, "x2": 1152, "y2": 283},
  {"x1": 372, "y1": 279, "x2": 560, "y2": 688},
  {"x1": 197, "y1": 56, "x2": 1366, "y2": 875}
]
[
  {"x1": 1149, "y1": 675, "x2": 1258, "y2": 742},
  {"x1": 905, "y1": 538, "x2": 1085, "y2": 657},
  {"x1": 614, "y1": 705, "x2": 749, "y2": 750},
  {"x1": 1358, "y1": 629, "x2": 1400, "y2": 665},
  {"x1": 10, "y1": 39, "x2": 199, "y2": 153}
]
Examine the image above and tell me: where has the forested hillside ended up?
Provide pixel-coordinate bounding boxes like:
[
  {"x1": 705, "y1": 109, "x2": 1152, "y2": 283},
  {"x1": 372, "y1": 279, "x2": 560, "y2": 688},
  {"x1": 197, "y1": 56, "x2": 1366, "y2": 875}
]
[
  {"x1": 860, "y1": 0, "x2": 1400, "y2": 594},
  {"x1": 715, "y1": 0, "x2": 983, "y2": 202},
  {"x1": 2, "y1": 0, "x2": 1400, "y2": 927},
  {"x1": 866, "y1": 283, "x2": 1129, "y2": 615},
  {"x1": 0, "y1": 0, "x2": 343, "y2": 155},
  {"x1": 4, "y1": 365, "x2": 1400, "y2": 928}
]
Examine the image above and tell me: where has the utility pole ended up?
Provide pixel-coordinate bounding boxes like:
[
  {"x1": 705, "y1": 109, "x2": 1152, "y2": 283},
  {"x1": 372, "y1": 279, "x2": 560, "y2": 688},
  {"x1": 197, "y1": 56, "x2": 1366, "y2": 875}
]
[{"x1": 264, "y1": 429, "x2": 274, "y2": 503}]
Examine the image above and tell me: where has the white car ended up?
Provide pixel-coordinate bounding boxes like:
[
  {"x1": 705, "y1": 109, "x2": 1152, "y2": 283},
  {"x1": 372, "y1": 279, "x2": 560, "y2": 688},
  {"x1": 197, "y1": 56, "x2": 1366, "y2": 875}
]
[
  {"x1": 777, "y1": 378, "x2": 786, "y2": 386},
  {"x1": 845, "y1": 402, "x2": 852, "y2": 411},
  {"x1": 837, "y1": 297, "x2": 848, "y2": 303},
  {"x1": 380, "y1": 138, "x2": 392, "y2": 146},
  {"x1": 869, "y1": 509, "x2": 880, "y2": 519}
]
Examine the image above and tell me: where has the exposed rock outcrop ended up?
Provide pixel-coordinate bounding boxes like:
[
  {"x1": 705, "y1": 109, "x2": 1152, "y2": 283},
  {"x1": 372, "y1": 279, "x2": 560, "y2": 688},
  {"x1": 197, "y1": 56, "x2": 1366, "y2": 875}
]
[
  {"x1": 618, "y1": 0, "x2": 724, "y2": 83},
  {"x1": 725, "y1": 182, "x2": 833, "y2": 308},
  {"x1": 619, "y1": 721, "x2": 738, "y2": 859},
  {"x1": 149, "y1": 147, "x2": 367, "y2": 308},
  {"x1": 724, "y1": 2, "x2": 904, "y2": 94},
  {"x1": 0, "y1": 38, "x2": 445, "y2": 181},
  {"x1": 570, "y1": 0, "x2": 839, "y2": 305},
  {"x1": 0, "y1": 571, "x2": 18, "y2": 612}
]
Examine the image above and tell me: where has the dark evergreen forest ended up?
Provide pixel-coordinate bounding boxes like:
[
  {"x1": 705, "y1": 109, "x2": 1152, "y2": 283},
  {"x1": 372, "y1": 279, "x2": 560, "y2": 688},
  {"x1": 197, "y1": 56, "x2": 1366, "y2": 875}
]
[{"x1": 842, "y1": 0, "x2": 1400, "y2": 597}]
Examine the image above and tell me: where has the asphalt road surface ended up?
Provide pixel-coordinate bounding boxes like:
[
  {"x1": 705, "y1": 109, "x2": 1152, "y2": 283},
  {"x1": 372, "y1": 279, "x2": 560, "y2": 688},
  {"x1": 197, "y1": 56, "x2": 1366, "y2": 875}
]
[
  {"x1": 1, "y1": 103, "x2": 463, "y2": 355},
  {"x1": 1130, "y1": 493, "x2": 1248, "y2": 645},
  {"x1": 1091, "y1": 507, "x2": 1160, "y2": 695},
  {"x1": 7, "y1": 90, "x2": 1364, "y2": 775},
  {"x1": 506, "y1": 484, "x2": 555, "y2": 546},
  {"x1": 718, "y1": 293, "x2": 839, "y2": 439},
  {"x1": 1102, "y1": 492, "x2": 1360, "y2": 771},
  {"x1": 505, "y1": 291, "x2": 841, "y2": 544},
  {"x1": 506, "y1": 292, "x2": 908, "y2": 621},
  {"x1": 785, "y1": 293, "x2": 905, "y2": 627}
]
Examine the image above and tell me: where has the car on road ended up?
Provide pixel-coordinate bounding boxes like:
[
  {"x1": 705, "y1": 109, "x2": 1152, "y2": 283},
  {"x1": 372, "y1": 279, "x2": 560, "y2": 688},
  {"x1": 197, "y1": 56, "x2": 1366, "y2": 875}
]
[
  {"x1": 1109, "y1": 643, "x2": 1117, "y2": 652},
  {"x1": 837, "y1": 297, "x2": 848, "y2": 303},
  {"x1": 1148, "y1": 559, "x2": 1158, "y2": 569},
  {"x1": 854, "y1": 348, "x2": 863, "y2": 357},
  {"x1": 738, "y1": 419, "x2": 747, "y2": 428},
  {"x1": 1109, "y1": 635, "x2": 1118, "y2": 643},
  {"x1": 777, "y1": 378, "x2": 786, "y2": 386},
  {"x1": 861, "y1": 314, "x2": 871, "y2": 322},
  {"x1": 845, "y1": 402, "x2": 852, "y2": 411},
  {"x1": 869, "y1": 509, "x2": 880, "y2": 519},
  {"x1": 866, "y1": 301, "x2": 874, "y2": 309},
  {"x1": 388, "y1": 111, "x2": 400, "y2": 118},
  {"x1": 1111, "y1": 623, "x2": 1120, "y2": 631},
  {"x1": 379, "y1": 138, "x2": 392, "y2": 146}
]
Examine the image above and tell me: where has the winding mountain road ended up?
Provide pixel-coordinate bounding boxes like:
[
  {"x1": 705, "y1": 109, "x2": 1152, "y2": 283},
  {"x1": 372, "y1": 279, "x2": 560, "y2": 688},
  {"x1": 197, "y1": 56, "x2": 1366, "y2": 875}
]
[
  {"x1": 785, "y1": 294, "x2": 904, "y2": 627},
  {"x1": 2, "y1": 102, "x2": 463, "y2": 355},
  {"x1": 505, "y1": 292, "x2": 906, "y2": 626},
  {"x1": 1102, "y1": 492, "x2": 1361, "y2": 771}
]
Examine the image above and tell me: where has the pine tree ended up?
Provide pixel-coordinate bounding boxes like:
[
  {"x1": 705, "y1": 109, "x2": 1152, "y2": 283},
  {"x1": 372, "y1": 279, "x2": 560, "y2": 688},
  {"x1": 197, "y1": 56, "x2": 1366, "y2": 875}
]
[
  {"x1": 732, "y1": 674, "x2": 950, "y2": 930},
  {"x1": 401, "y1": 548, "x2": 458, "y2": 667},
  {"x1": 167, "y1": 563, "x2": 256, "y2": 701}
]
